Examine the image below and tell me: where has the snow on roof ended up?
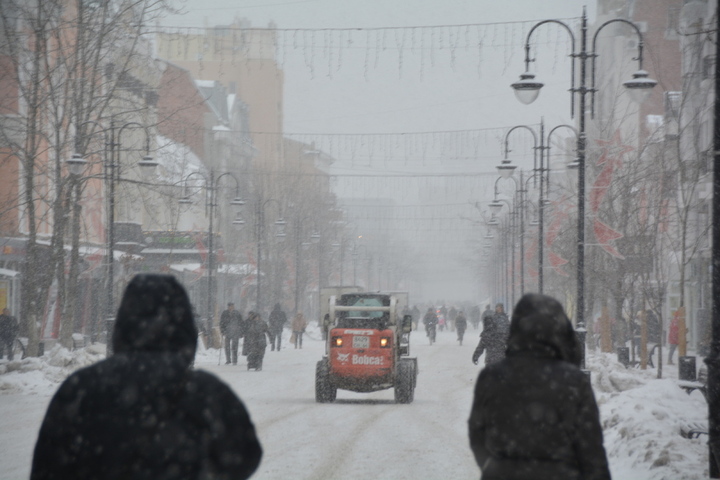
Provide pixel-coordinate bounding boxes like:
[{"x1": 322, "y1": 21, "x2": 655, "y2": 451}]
[
  {"x1": 170, "y1": 263, "x2": 203, "y2": 272},
  {"x1": 194, "y1": 79, "x2": 216, "y2": 88},
  {"x1": 0, "y1": 268, "x2": 19, "y2": 277},
  {"x1": 217, "y1": 263, "x2": 252, "y2": 275},
  {"x1": 142, "y1": 248, "x2": 202, "y2": 255},
  {"x1": 155, "y1": 134, "x2": 205, "y2": 184}
]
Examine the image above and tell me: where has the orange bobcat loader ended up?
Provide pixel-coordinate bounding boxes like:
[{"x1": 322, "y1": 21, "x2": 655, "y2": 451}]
[{"x1": 315, "y1": 292, "x2": 417, "y2": 403}]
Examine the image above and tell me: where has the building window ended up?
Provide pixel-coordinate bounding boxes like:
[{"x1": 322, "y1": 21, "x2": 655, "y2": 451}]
[
  {"x1": 664, "y1": 91, "x2": 682, "y2": 119},
  {"x1": 664, "y1": 91, "x2": 681, "y2": 139},
  {"x1": 666, "y1": 7, "x2": 680, "y2": 39},
  {"x1": 702, "y1": 55, "x2": 715, "y2": 80}
]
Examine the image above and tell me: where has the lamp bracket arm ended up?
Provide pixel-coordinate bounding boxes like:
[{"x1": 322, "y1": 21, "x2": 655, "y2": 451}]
[
  {"x1": 525, "y1": 19, "x2": 577, "y2": 70},
  {"x1": 592, "y1": 18, "x2": 645, "y2": 66}
]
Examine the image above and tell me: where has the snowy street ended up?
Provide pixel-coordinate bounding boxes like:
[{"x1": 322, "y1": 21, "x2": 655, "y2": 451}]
[{"x1": 0, "y1": 323, "x2": 710, "y2": 480}]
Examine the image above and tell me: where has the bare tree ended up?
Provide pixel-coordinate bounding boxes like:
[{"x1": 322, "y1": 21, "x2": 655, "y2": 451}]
[{"x1": 0, "y1": 0, "x2": 173, "y2": 354}]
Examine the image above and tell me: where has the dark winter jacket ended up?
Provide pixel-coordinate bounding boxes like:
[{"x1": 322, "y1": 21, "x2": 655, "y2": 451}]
[
  {"x1": 244, "y1": 312, "x2": 270, "y2": 358},
  {"x1": 268, "y1": 304, "x2": 287, "y2": 333},
  {"x1": 423, "y1": 310, "x2": 438, "y2": 327},
  {"x1": 0, "y1": 312, "x2": 18, "y2": 341},
  {"x1": 468, "y1": 294, "x2": 610, "y2": 480},
  {"x1": 220, "y1": 308, "x2": 245, "y2": 339},
  {"x1": 455, "y1": 313, "x2": 468, "y2": 332},
  {"x1": 31, "y1": 274, "x2": 262, "y2": 480},
  {"x1": 472, "y1": 313, "x2": 509, "y2": 365}
]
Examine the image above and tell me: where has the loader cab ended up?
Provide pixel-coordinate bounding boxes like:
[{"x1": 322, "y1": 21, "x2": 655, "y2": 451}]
[{"x1": 336, "y1": 294, "x2": 391, "y2": 330}]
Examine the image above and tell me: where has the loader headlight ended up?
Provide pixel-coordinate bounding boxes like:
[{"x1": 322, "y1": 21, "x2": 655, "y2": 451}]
[
  {"x1": 332, "y1": 336, "x2": 343, "y2": 347},
  {"x1": 380, "y1": 337, "x2": 391, "y2": 348}
]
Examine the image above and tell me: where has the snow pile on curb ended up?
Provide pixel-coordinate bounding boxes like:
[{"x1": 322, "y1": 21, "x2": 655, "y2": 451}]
[
  {"x1": 0, "y1": 344, "x2": 105, "y2": 395},
  {"x1": 588, "y1": 352, "x2": 708, "y2": 480}
]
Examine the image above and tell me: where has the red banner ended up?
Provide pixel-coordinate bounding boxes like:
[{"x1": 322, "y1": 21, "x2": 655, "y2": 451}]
[
  {"x1": 593, "y1": 219, "x2": 624, "y2": 258},
  {"x1": 548, "y1": 250, "x2": 569, "y2": 276}
]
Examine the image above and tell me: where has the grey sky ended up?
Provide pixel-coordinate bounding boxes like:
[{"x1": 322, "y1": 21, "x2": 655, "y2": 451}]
[{"x1": 161, "y1": 0, "x2": 597, "y2": 302}]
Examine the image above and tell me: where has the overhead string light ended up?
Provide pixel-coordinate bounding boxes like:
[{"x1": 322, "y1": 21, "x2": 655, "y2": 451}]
[{"x1": 157, "y1": 19, "x2": 577, "y2": 81}]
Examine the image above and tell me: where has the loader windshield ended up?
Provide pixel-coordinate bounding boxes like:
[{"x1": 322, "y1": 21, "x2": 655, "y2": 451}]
[{"x1": 337, "y1": 294, "x2": 390, "y2": 329}]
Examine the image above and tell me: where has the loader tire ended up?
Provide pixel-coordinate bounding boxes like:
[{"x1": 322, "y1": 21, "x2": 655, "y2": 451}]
[
  {"x1": 315, "y1": 359, "x2": 337, "y2": 403},
  {"x1": 394, "y1": 359, "x2": 415, "y2": 404}
]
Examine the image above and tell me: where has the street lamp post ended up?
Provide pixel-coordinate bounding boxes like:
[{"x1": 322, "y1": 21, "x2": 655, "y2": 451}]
[
  {"x1": 484, "y1": 212, "x2": 505, "y2": 301},
  {"x1": 290, "y1": 218, "x2": 321, "y2": 316},
  {"x1": 511, "y1": 8, "x2": 656, "y2": 363},
  {"x1": 69, "y1": 120, "x2": 157, "y2": 355},
  {"x1": 332, "y1": 238, "x2": 346, "y2": 286},
  {"x1": 237, "y1": 197, "x2": 285, "y2": 315},
  {"x1": 496, "y1": 120, "x2": 577, "y2": 294},
  {"x1": 352, "y1": 243, "x2": 367, "y2": 289},
  {"x1": 708, "y1": 9, "x2": 720, "y2": 477},
  {"x1": 180, "y1": 169, "x2": 244, "y2": 346},
  {"x1": 488, "y1": 196, "x2": 520, "y2": 306},
  {"x1": 311, "y1": 229, "x2": 322, "y2": 320}
]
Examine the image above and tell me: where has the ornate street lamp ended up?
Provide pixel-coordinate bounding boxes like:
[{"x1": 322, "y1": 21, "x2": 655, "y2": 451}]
[
  {"x1": 179, "y1": 169, "x2": 244, "y2": 344},
  {"x1": 511, "y1": 8, "x2": 656, "y2": 368}
]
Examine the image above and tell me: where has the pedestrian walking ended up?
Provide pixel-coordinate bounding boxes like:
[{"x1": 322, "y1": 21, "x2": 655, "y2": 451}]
[
  {"x1": 472, "y1": 303, "x2": 509, "y2": 366},
  {"x1": 244, "y1": 311, "x2": 270, "y2": 371},
  {"x1": 448, "y1": 306, "x2": 457, "y2": 332},
  {"x1": 268, "y1": 303, "x2": 287, "y2": 351},
  {"x1": 469, "y1": 305, "x2": 481, "y2": 330},
  {"x1": 646, "y1": 309, "x2": 661, "y2": 345},
  {"x1": 411, "y1": 305, "x2": 421, "y2": 330},
  {"x1": 423, "y1": 307, "x2": 438, "y2": 344},
  {"x1": 30, "y1": 274, "x2": 262, "y2": 480},
  {"x1": 468, "y1": 293, "x2": 609, "y2": 480},
  {"x1": 481, "y1": 304, "x2": 493, "y2": 324},
  {"x1": 0, "y1": 308, "x2": 19, "y2": 360},
  {"x1": 220, "y1": 302, "x2": 244, "y2": 365},
  {"x1": 290, "y1": 313, "x2": 308, "y2": 349},
  {"x1": 455, "y1": 310, "x2": 468, "y2": 346}
]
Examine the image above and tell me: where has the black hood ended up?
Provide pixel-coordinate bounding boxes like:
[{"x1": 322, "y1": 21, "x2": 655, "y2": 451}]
[
  {"x1": 506, "y1": 293, "x2": 581, "y2": 366},
  {"x1": 112, "y1": 274, "x2": 197, "y2": 367}
]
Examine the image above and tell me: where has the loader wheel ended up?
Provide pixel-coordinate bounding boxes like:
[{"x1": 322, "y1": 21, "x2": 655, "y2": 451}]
[
  {"x1": 394, "y1": 360, "x2": 415, "y2": 404},
  {"x1": 315, "y1": 359, "x2": 337, "y2": 403}
]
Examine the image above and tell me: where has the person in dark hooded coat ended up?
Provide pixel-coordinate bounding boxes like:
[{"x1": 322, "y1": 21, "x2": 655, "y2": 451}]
[
  {"x1": 468, "y1": 293, "x2": 610, "y2": 480},
  {"x1": 471, "y1": 303, "x2": 509, "y2": 366},
  {"x1": 30, "y1": 274, "x2": 262, "y2": 480},
  {"x1": 267, "y1": 303, "x2": 287, "y2": 351},
  {"x1": 244, "y1": 311, "x2": 270, "y2": 371}
]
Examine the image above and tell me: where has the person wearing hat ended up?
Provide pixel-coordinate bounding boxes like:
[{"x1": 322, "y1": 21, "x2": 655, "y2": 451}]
[{"x1": 220, "y1": 302, "x2": 244, "y2": 365}]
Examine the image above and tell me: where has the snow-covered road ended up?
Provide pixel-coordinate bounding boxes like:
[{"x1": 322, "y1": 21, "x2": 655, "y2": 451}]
[
  {"x1": 239, "y1": 326, "x2": 479, "y2": 480},
  {"x1": 0, "y1": 323, "x2": 710, "y2": 479}
]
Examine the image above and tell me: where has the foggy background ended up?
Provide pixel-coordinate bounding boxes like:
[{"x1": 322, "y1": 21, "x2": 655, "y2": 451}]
[{"x1": 160, "y1": 0, "x2": 593, "y2": 302}]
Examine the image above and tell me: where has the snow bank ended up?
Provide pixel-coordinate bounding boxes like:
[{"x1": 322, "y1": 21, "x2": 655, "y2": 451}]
[
  {"x1": 0, "y1": 343, "x2": 105, "y2": 396},
  {"x1": 588, "y1": 352, "x2": 708, "y2": 480}
]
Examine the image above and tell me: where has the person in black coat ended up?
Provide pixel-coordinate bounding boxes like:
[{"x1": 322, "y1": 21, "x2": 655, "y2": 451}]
[
  {"x1": 31, "y1": 274, "x2": 262, "y2": 480},
  {"x1": 468, "y1": 293, "x2": 610, "y2": 480},
  {"x1": 455, "y1": 310, "x2": 468, "y2": 345},
  {"x1": 244, "y1": 311, "x2": 270, "y2": 371},
  {"x1": 267, "y1": 303, "x2": 287, "y2": 351},
  {"x1": 422, "y1": 307, "x2": 438, "y2": 342},
  {"x1": 220, "y1": 302, "x2": 244, "y2": 365},
  {"x1": 472, "y1": 303, "x2": 509, "y2": 366},
  {"x1": 0, "y1": 308, "x2": 19, "y2": 360}
]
